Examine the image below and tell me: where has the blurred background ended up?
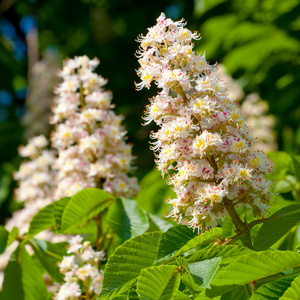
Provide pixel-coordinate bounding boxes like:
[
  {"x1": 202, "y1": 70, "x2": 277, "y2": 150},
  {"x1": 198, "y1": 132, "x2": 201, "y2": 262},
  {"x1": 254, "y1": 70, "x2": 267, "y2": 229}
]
[{"x1": 0, "y1": 0, "x2": 299, "y2": 223}]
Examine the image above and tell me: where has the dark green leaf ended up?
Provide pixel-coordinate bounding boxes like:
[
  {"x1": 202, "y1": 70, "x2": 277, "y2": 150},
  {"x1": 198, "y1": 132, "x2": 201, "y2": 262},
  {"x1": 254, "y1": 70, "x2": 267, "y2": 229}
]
[
  {"x1": 280, "y1": 274, "x2": 300, "y2": 299},
  {"x1": 254, "y1": 204, "x2": 300, "y2": 250},
  {"x1": 292, "y1": 156, "x2": 300, "y2": 182},
  {"x1": 31, "y1": 239, "x2": 66, "y2": 282},
  {"x1": 250, "y1": 274, "x2": 298, "y2": 300},
  {"x1": 156, "y1": 226, "x2": 222, "y2": 263},
  {"x1": 0, "y1": 225, "x2": 9, "y2": 254},
  {"x1": 2, "y1": 245, "x2": 47, "y2": 300}
]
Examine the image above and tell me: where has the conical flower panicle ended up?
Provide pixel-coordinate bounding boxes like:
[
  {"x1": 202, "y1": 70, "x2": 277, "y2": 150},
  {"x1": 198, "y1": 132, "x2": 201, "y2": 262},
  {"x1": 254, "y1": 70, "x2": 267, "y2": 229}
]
[
  {"x1": 51, "y1": 56, "x2": 139, "y2": 199},
  {"x1": 136, "y1": 13, "x2": 273, "y2": 231}
]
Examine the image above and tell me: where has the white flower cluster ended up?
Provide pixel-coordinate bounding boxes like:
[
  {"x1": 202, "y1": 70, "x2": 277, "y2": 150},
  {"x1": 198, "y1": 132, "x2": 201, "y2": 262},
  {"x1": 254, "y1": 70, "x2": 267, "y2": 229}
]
[
  {"x1": 6, "y1": 135, "x2": 55, "y2": 235},
  {"x1": 51, "y1": 56, "x2": 139, "y2": 199},
  {"x1": 54, "y1": 235, "x2": 105, "y2": 300},
  {"x1": 136, "y1": 13, "x2": 273, "y2": 230}
]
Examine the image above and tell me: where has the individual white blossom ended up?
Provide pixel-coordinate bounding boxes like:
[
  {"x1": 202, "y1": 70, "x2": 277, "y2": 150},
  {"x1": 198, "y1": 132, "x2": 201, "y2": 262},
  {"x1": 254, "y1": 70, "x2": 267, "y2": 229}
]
[
  {"x1": 136, "y1": 13, "x2": 274, "y2": 230},
  {"x1": 51, "y1": 55, "x2": 139, "y2": 199},
  {"x1": 54, "y1": 236, "x2": 105, "y2": 300}
]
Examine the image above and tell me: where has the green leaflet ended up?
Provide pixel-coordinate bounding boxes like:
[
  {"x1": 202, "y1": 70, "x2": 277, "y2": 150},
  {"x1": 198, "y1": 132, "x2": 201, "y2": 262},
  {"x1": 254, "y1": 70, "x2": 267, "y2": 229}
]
[
  {"x1": 2, "y1": 245, "x2": 47, "y2": 300},
  {"x1": 53, "y1": 197, "x2": 70, "y2": 232},
  {"x1": 6, "y1": 226, "x2": 19, "y2": 247},
  {"x1": 292, "y1": 156, "x2": 300, "y2": 182},
  {"x1": 250, "y1": 274, "x2": 298, "y2": 300},
  {"x1": 210, "y1": 251, "x2": 300, "y2": 289},
  {"x1": 254, "y1": 204, "x2": 300, "y2": 250},
  {"x1": 280, "y1": 274, "x2": 300, "y2": 300},
  {"x1": 106, "y1": 198, "x2": 149, "y2": 243},
  {"x1": 137, "y1": 265, "x2": 181, "y2": 300},
  {"x1": 61, "y1": 188, "x2": 114, "y2": 233},
  {"x1": 30, "y1": 239, "x2": 67, "y2": 283},
  {"x1": 27, "y1": 202, "x2": 56, "y2": 239},
  {"x1": 156, "y1": 225, "x2": 222, "y2": 263},
  {"x1": 0, "y1": 225, "x2": 9, "y2": 254},
  {"x1": 187, "y1": 245, "x2": 253, "y2": 264},
  {"x1": 98, "y1": 232, "x2": 163, "y2": 299},
  {"x1": 188, "y1": 257, "x2": 222, "y2": 289}
]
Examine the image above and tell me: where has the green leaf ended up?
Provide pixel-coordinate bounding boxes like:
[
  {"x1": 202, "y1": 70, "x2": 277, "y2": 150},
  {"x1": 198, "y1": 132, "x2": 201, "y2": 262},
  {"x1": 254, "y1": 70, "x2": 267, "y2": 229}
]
[
  {"x1": 98, "y1": 232, "x2": 163, "y2": 299},
  {"x1": 31, "y1": 239, "x2": 66, "y2": 282},
  {"x1": 0, "y1": 225, "x2": 9, "y2": 254},
  {"x1": 221, "y1": 285, "x2": 252, "y2": 300},
  {"x1": 2, "y1": 247, "x2": 24, "y2": 299},
  {"x1": 61, "y1": 188, "x2": 114, "y2": 233},
  {"x1": 187, "y1": 245, "x2": 253, "y2": 264},
  {"x1": 54, "y1": 197, "x2": 70, "y2": 232},
  {"x1": 292, "y1": 156, "x2": 300, "y2": 182},
  {"x1": 188, "y1": 257, "x2": 221, "y2": 289},
  {"x1": 27, "y1": 202, "x2": 56, "y2": 239},
  {"x1": 250, "y1": 274, "x2": 298, "y2": 300},
  {"x1": 273, "y1": 180, "x2": 294, "y2": 193},
  {"x1": 106, "y1": 198, "x2": 149, "y2": 243},
  {"x1": 211, "y1": 251, "x2": 300, "y2": 288},
  {"x1": 280, "y1": 274, "x2": 300, "y2": 300},
  {"x1": 137, "y1": 265, "x2": 180, "y2": 300},
  {"x1": 2, "y1": 245, "x2": 47, "y2": 300},
  {"x1": 254, "y1": 204, "x2": 300, "y2": 250},
  {"x1": 148, "y1": 213, "x2": 173, "y2": 232},
  {"x1": 7, "y1": 227, "x2": 19, "y2": 247},
  {"x1": 175, "y1": 290, "x2": 193, "y2": 299},
  {"x1": 136, "y1": 168, "x2": 172, "y2": 214},
  {"x1": 156, "y1": 226, "x2": 222, "y2": 263}
]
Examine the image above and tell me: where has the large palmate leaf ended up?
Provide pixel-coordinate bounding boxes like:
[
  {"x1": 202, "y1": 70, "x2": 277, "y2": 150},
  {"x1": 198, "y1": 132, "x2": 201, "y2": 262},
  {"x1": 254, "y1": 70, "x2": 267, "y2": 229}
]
[
  {"x1": 280, "y1": 274, "x2": 300, "y2": 300},
  {"x1": 187, "y1": 245, "x2": 253, "y2": 264},
  {"x1": 156, "y1": 225, "x2": 222, "y2": 263},
  {"x1": 106, "y1": 198, "x2": 149, "y2": 243},
  {"x1": 254, "y1": 204, "x2": 300, "y2": 250},
  {"x1": 2, "y1": 246, "x2": 47, "y2": 300},
  {"x1": 250, "y1": 274, "x2": 298, "y2": 300},
  {"x1": 207, "y1": 251, "x2": 300, "y2": 297},
  {"x1": 61, "y1": 188, "x2": 114, "y2": 233},
  {"x1": 137, "y1": 265, "x2": 181, "y2": 300},
  {"x1": 27, "y1": 202, "x2": 56, "y2": 239},
  {"x1": 98, "y1": 232, "x2": 163, "y2": 299}
]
